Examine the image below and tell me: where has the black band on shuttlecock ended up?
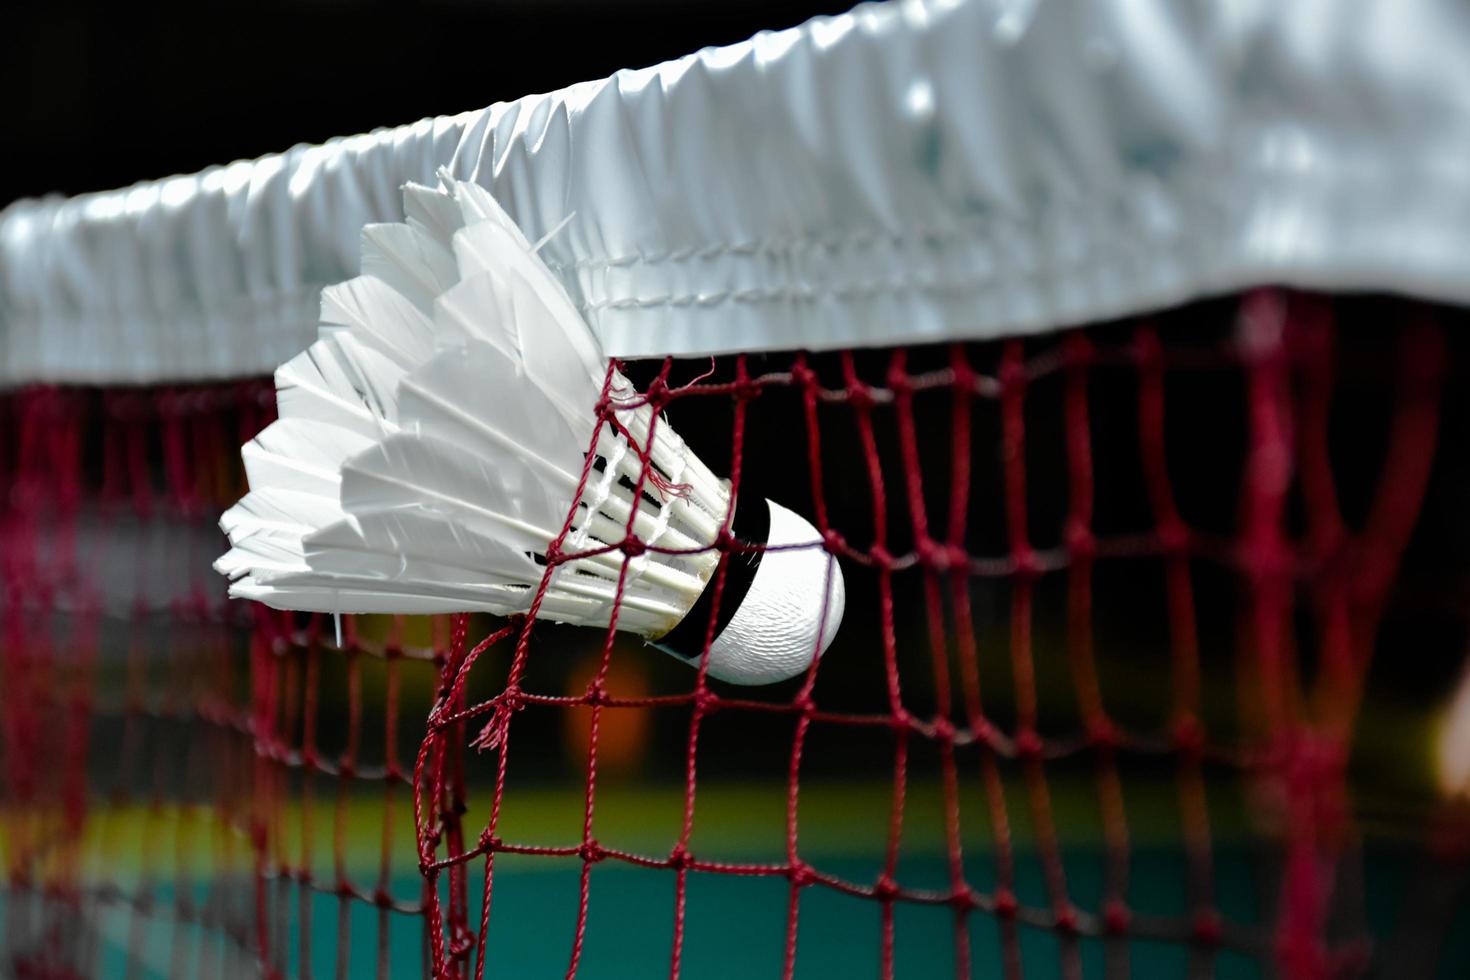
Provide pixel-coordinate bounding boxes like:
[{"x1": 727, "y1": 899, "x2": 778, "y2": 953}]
[{"x1": 652, "y1": 497, "x2": 769, "y2": 664}]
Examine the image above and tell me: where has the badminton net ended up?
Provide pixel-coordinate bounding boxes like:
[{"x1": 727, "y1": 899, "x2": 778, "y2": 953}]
[{"x1": 3, "y1": 288, "x2": 1469, "y2": 978}]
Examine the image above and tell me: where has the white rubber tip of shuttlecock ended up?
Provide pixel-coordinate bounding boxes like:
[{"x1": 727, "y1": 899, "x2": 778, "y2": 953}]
[{"x1": 704, "y1": 499, "x2": 846, "y2": 685}]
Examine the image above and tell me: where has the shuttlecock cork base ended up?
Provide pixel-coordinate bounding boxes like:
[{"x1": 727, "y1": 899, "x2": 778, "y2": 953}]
[
  {"x1": 216, "y1": 175, "x2": 844, "y2": 685},
  {"x1": 652, "y1": 497, "x2": 845, "y2": 685}
]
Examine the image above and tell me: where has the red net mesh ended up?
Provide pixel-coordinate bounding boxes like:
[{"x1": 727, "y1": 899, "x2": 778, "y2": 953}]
[{"x1": 3, "y1": 289, "x2": 1469, "y2": 978}]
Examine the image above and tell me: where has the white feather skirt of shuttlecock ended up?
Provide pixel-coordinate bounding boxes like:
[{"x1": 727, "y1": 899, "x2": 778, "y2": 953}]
[{"x1": 215, "y1": 177, "x2": 733, "y2": 640}]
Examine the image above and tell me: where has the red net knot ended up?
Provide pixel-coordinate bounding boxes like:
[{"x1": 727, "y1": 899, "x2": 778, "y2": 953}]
[
  {"x1": 992, "y1": 889, "x2": 1019, "y2": 920},
  {"x1": 1065, "y1": 521, "x2": 1095, "y2": 558},
  {"x1": 733, "y1": 377, "x2": 763, "y2": 402},
  {"x1": 885, "y1": 364, "x2": 913, "y2": 395},
  {"x1": 1013, "y1": 729, "x2": 1044, "y2": 761},
  {"x1": 692, "y1": 688, "x2": 721, "y2": 715},
  {"x1": 845, "y1": 383, "x2": 877, "y2": 411},
  {"x1": 1089, "y1": 718, "x2": 1119, "y2": 750},
  {"x1": 1192, "y1": 911, "x2": 1223, "y2": 948},
  {"x1": 1103, "y1": 900, "x2": 1131, "y2": 936},
  {"x1": 1011, "y1": 546, "x2": 1042, "y2": 580},
  {"x1": 1171, "y1": 716, "x2": 1205, "y2": 757},
  {"x1": 916, "y1": 537, "x2": 948, "y2": 571},
  {"x1": 1157, "y1": 518, "x2": 1190, "y2": 555}
]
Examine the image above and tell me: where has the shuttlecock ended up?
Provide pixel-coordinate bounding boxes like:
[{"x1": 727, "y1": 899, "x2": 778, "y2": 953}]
[{"x1": 215, "y1": 177, "x2": 844, "y2": 684}]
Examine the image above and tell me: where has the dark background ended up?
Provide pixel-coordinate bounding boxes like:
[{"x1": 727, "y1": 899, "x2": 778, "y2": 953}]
[{"x1": 2, "y1": 0, "x2": 851, "y2": 205}]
